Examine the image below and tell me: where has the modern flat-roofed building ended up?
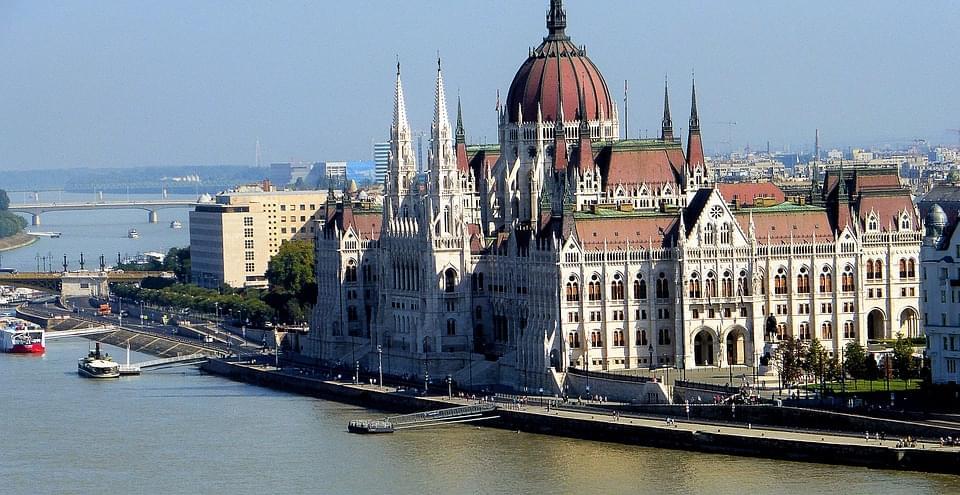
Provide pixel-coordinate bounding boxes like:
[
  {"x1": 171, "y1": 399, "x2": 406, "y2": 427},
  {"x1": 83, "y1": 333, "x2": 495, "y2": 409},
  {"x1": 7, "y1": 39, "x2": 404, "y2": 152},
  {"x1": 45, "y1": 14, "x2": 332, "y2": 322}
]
[
  {"x1": 373, "y1": 142, "x2": 390, "y2": 185},
  {"x1": 190, "y1": 187, "x2": 329, "y2": 288}
]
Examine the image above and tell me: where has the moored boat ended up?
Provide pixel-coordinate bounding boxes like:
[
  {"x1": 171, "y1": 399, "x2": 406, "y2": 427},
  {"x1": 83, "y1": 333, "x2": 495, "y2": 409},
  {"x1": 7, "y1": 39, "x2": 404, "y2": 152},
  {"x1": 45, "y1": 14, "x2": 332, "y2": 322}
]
[
  {"x1": 127, "y1": 229, "x2": 139, "y2": 239},
  {"x1": 348, "y1": 419, "x2": 395, "y2": 434},
  {"x1": 169, "y1": 220, "x2": 182, "y2": 229},
  {"x1": 78, "y1": 343, "x2": 120, "y2": 378},
  {"x1": 0, "y1": 317, "x2": 45, "y2": 354}
]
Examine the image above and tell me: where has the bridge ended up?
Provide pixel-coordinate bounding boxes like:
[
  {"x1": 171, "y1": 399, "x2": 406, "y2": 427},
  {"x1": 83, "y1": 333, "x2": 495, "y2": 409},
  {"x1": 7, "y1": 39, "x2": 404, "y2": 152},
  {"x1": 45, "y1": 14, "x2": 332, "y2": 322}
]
[
  {"x1": 0, "y1": 270, "x2": 173, "y2": 293},
  {"x1": 8, "y1": 199, "x2": 200, "y2": 225}
]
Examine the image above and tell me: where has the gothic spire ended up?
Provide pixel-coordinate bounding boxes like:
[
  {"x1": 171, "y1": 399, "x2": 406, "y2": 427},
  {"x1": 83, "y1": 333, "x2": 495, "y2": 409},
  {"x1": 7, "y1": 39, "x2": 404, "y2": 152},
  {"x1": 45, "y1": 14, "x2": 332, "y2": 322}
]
[
  {"x1": 661, "y1": 78, "x2": 674, "y2": 141},
  {"x1": 394, "y1": 61, "x2": 409, "y2": 134},
  {"x1": 434, "y1": 57, "x2": 450, "y2": 133},
  {"x1": 455, "y1": 94, "x2": 465, "y2": 145},
  {"x1": 546, "y1": 0, "x2": 567, "y2": 39},
  {"x1": 689, "y1": 76, "x2": 700, "y2": 132}
]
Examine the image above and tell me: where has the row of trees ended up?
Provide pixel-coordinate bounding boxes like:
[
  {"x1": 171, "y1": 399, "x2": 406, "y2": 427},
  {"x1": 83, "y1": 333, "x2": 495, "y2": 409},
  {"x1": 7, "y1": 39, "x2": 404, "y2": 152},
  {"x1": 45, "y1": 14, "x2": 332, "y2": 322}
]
[
  {"x1": 0, "y1": 189, "x2": 27, "y2": 238},
  {"x1": 773, "y1": 335, "x2": 920, "y2": 387},
  {"x1": 113, "y1": 240, "x2": 316, "y2": 327}
]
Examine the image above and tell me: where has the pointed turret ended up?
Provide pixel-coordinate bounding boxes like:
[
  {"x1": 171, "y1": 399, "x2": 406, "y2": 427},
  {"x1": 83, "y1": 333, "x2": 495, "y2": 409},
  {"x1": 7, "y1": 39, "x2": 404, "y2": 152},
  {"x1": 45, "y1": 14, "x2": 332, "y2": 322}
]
[
  {"x1": 576, "y1": 89, "x2": 592, "y2": 171},
  {"x1": 455, "y1": 96, "x2": 469, "y2": 172},
  {"x1": 661, "y1": 79, "x2": 674, "y2": 141},
  {"x1": 431, "y1": 57, "x2": 454, "y2": 177},
  {"x1": 393, "y1": 62, "x2": 409, "y2": 136},
  {"x1": 389, "y1": 61, "x2": 416, "y2": 202},
  {"x1": 686, "y1": 77, "x2": 705, "y2": 175}
]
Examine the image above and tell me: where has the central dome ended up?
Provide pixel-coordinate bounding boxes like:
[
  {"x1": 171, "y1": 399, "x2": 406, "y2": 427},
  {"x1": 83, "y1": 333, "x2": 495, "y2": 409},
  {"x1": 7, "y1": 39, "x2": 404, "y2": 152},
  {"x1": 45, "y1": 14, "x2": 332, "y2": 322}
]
[{"x1": 505, "y1": 0, "x2": 615, "y2": 124}]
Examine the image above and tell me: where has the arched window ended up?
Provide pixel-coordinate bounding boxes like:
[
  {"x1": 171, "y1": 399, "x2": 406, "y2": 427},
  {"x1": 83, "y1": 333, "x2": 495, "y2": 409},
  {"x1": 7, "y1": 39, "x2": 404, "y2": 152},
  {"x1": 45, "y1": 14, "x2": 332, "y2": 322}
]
[
  {"x1": 636, "y1": 329, "x2": 648, "y2": 346},
  {"x1": 737, "y1": 270, "x2": 750, "y2": 297},
  {"x1": 797, "y1": 266, "x2": 810, "y2": 294},
  {"x1": 610, "y1": 274, "x2": 624, "y2": 301},
  {"x1": 444, "y1": 268, "x2": 457, "y2": 293},
  {"x1": 446, "y1": 318, "x2": 456, "y2": 336},
  {"x1": 867, "y1": 214, "x2": 879, "y2": 232},
  {"x1": 900, "y1": 214, "x2": 911, "y2": 230},
  {"x1": 565, "y1": 275, "x2": 580, "y2": 302},
  {"x1": 843, "y1": 321, "x2": 856, "y2": 339},
  {"x1": 345, "y1": 260, "x2": 358, "y2": 282},
  {"x1": 875, "y1": 260, "x2": 883, "y2": 280},
  {"x1": 899, "y1": 258, "x2": 907, "y2": 279},
  {"x1": 719, "y1": 222, "x2": 732, "y2": 244},
  {"x1": 613, "y1": 330, "x2": 624, "y2": 347},
  {"x1": 721, "y1": 271, "x2": 733, "y2": 297},
  {"x1": 799, "y1": 322, "x2": 810, "y2": 340},
  {"x1": 656, "y1": 272, "x2": 670, "y2": 299},
  {"x1": 908, "y1": 258, "x2": 916, "y2": 278},
  {"x1": 774, "y1": 267, "x2": 788, "y2": 295},
  {"x1": 568, "y1": 331, "x2": 581, "y2": 348},
  {"x1": 633, "y1": 275, "x2": 647, "y2": 300},
  {"x1": 688, "y1": 272, "x2": 702, "y2": 298},
  {"x1": 590, "y1": 331, "x2": 602, "y2": 347},
  {"x1": 703, "y1": 223, "x2": 716, "y2": 244},
  {"x1": 842, "y1": 266, "x2": 855, "y2": 292},
  {"x1": 705, "y1": 272, "x2": 718, "y2": 299},
  {"x1": 866, "y1": 260, "x2": 875, "y2": 280},
  {"x1": 819, "y1": 266, "x2": 832, "y2": 293},
  {"x1": 588, "y1": 274, "x2": 602, "y2": 301},
  {"x1": 821, "y1": 321, "x2": 832, "y2": 339}
]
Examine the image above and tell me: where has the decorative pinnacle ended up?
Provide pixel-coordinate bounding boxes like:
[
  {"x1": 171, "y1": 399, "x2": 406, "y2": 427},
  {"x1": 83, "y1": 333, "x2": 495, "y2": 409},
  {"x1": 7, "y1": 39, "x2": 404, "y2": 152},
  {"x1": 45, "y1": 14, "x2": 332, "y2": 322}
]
[
  {"x1": 546, "y1": 0, "x2": 567, "y2": 39},
  {"x1": 689, "y1": 74, "x2": 700, "y2": 131},
  {"x1": 455, "y1": 95, "x2": 465, "y2": 143},
  {"x1": 394, "y1": 60, "x2": 409, "y2": 132}
]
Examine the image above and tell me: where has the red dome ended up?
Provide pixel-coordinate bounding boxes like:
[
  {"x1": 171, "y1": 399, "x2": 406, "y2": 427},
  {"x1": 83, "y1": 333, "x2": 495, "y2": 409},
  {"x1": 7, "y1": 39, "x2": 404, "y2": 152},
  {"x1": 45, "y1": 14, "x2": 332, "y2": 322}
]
[{"x1": 505, "y1": 1, "x2": 614, "y2": 124}]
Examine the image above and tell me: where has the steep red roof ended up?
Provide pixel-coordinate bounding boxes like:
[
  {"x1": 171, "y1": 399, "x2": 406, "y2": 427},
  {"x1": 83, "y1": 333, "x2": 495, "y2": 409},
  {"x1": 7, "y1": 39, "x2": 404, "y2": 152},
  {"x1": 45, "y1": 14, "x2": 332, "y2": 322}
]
[
  {"x1": 687, "y1": 131, "x2": 704, "y2": 169},
  {"x1": 734, "y1": 209, "x2": 832, "y2": 244},
  {"x1": 597, "y1": 145, "x2": 685, "y2": 187},
  {"x1": 717, "y1": 182, "x2": 785, "y2": 206},
  {"x1": 856, "y1": 192, "x2": 916, "y2": 232},
  {"x1": 574, "y1": 215, "x2": 678, "y2": 250}
]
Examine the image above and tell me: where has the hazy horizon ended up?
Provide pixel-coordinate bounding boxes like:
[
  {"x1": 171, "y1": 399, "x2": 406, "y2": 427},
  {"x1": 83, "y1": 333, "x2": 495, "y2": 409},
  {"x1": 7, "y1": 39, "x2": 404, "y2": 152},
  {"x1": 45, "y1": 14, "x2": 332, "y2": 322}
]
[{"x1": 1, "y1": 0, "x2": 958, "y2": 170}]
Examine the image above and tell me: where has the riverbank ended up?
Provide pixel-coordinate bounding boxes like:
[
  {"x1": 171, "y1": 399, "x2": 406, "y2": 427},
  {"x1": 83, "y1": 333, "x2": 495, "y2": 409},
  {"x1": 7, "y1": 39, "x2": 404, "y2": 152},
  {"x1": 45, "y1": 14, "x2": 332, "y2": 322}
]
[
  {"x1": 0, "y1": 231, "x2": 36, "y2": 252},
  {"x1": 202, "y1": 359, "x2": 960, "y2": 475}
]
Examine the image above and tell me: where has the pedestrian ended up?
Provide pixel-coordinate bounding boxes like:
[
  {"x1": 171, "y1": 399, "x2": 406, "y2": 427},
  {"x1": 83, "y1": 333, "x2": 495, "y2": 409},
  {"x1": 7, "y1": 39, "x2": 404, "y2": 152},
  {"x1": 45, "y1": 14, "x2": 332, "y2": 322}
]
[{"x1": 865, "y1": 431, "x2": 870, "y2": 442}]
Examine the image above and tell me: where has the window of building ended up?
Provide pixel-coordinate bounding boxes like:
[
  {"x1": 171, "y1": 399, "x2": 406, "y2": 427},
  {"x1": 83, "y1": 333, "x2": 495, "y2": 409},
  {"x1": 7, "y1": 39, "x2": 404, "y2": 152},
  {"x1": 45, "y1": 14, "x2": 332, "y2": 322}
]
[
  {"x1": 590, "y1": 331, "x2": 602, "y2": 347},
  {"x1": 610, "y1": 274, "x2": 624, "y2": 301},
  {"x1": 774, "y1": 267, "x2": 788, "y2": 295},
  {"x1": 633, "y1": 275, "x2": 647, "y2": 300},
  {"x1": 706, "y1": 272, "x2": 718, "y2": 299},
  {"x1": 565, "y1": 276, "x2": 580, "y2": 302},
  {"x1": 243, "y1": 216, "x2": 253, "y2": 226},
  {"x1": 244, "y1": 239, "x2": 254, "y2": 249},
  {"x1": 947, "y1": 359, "x2": 957, "y2": 374},
  {"x1": 244, "y1": 228, "x2": 254, "y2": 238},
  {"x1": 799, "y1": 322, "x2": 810, "y2": 340},
  {"x1": 446, "y1": 319, "x2": 456, "y2": 336},
  {"x1": 843, "y1": 321, "x2": 855, "y2": 339},
  {"x1": 245, "y1": 263, "x2": 255, "y2": 272},
  {"x1": 819, "y1": 266, "x2": 832, "y2": 293},
  {"x1": 797, "y1": 266, "x2": 810, "y2": 294},
  {"x1": 656, "y1": 272, "x2": 669, "y2": 299},
  {"x1": 692, "y1": 309, "x2": 699, "y2": 319},
  {"x1": 821, "y1": 322, "x2": 833, "y2": 339},
  {"x1": 821, "y1": 302, "x2": 833, "y2": 313},
  {"x1": 703, "y1": 223, "x2": 716, "y2": 244},
  {"x1": 657, "y1": 328, "x2": 671, "y2": 346},
  {"x1": 842, "y1": 266, "x2": 855, "y2": 292},
  {"x1": 636, "y1": 329, "x2": 648, "y2": 346},
  {"x1": 688, "y1": 272, "x2": 702, "y2": 298},
  {"x1": 612, "y1": 330, "x2": 625, "y2": 347},
  {"x1": 568, "y1": 332, "x2": 581, "y2": 349},
  {"x1": 588, "y1": 274, "x2": 602, "y2": 301},
  {"x1": 737, "y1": 270, "x2": 750, "y2": 297},
  {"x1": 244, "y1": 251, "x2": 254, "y2": 261},
  {"x1": 345, "y1": 260, "x2": 358, "y2": 282},
  {"x1": 721, "y1": 271, "x2": 733, "y2": 297}
]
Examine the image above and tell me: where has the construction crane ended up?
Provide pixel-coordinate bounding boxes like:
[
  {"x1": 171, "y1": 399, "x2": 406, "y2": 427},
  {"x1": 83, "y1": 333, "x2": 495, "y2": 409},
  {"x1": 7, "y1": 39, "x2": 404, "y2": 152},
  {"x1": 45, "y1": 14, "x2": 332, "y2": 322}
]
[{"x1": 711, "y1": 121, "x2": 738, "y2": 155}]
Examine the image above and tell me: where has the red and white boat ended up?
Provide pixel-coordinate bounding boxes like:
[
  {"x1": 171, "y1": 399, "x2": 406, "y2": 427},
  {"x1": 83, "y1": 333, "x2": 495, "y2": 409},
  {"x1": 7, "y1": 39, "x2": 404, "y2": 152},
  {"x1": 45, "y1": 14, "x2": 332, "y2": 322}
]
[{"x1": 1, "y1": 317, "x2": 45, "y2": 354}]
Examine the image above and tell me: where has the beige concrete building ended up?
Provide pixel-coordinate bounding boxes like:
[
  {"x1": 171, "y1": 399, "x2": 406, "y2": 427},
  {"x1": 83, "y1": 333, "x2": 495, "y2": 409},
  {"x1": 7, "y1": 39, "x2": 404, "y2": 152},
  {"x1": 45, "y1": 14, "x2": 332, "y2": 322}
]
[{"x1": 190, "y1": 187, "x2": 329, "y2": 289}]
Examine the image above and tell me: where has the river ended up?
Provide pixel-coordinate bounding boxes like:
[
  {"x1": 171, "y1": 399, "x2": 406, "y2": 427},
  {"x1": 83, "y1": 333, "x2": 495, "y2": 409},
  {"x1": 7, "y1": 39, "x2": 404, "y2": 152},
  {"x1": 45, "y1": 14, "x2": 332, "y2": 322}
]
[
  {"x1": 1, "y1": 194, "x2": 958, "y2": 493},
  {"x1": 1, "y1": 339, "x2": 958, "y2": 494},
  {"x1": 1, "y1": 192, "x2": 195, "y2": 272}
]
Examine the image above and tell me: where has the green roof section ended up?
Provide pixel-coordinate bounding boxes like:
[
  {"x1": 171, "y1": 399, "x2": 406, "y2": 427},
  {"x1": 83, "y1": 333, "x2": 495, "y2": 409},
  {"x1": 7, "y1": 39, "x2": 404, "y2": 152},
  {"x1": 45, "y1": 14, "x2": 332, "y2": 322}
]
[
  {"x1": 466, "y1": 144, "x2": 501, "y2": 153},
  {"x1": 573, "y1": 207, "x2": 676, "y2": 220},
  {"x1": 596, "y1": 138, "x2": 683, "y2": 151},
  {"x1": 741, "y1": 201, "x2": 826, "y2": 213}
]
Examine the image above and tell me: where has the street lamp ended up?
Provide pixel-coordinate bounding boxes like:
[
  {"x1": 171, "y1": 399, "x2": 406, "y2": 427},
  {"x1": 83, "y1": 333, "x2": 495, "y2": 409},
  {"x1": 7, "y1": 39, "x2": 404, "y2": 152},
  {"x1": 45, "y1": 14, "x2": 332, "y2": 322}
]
[
  {"x1": 378, "y1": 344, "x2": 383, "y2": 390},
  {"x1": 447, "y1": 375, "x2": 452, "y2": 398},
  {"x1": 648, "y1": 343, "x2": 654, "y2": 371}
]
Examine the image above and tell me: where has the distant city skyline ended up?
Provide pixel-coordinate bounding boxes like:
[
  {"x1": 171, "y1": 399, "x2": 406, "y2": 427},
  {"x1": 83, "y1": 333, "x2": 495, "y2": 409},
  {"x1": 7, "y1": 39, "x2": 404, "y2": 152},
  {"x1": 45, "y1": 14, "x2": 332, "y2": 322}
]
[{"x1": 1, "y1": 0, "x2": 958, "y2": 170}]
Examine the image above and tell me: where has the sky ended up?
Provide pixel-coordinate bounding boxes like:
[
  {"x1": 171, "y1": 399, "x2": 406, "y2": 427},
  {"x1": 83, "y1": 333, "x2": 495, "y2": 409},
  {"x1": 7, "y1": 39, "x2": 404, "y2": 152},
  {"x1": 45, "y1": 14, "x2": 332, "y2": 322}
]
[{"x1": 1, "y1": 0, "x2": 958, "y2": 170}]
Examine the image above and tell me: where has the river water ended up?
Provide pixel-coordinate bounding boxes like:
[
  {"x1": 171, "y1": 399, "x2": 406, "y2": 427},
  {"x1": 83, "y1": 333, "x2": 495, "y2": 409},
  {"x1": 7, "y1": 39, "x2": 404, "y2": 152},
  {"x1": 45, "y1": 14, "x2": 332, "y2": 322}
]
[
  {"x1": 1, "y1": 339, "x2": 958, "y2": 495},
  {"x1": 2, "y1": 195, "x2": 959, "y2": 493},
  {"x1": 1, "y1": 192, "x2": 195, "y2": 271}
]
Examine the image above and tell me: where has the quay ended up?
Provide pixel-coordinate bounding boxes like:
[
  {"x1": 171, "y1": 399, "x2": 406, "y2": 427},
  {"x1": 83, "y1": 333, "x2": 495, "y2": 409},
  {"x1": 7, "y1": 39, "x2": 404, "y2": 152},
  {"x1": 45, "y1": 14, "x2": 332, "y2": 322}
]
[{"x1": 202, "y1": 359, "x2": 960, "y2": 475}]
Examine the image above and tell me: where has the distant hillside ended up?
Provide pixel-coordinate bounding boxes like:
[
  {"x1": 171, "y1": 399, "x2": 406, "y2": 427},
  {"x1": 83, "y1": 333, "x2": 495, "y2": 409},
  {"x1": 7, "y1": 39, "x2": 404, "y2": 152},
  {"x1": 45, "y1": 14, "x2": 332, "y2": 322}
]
[{"x1": 2, "y1": 165, "x2": 269, "y2": 194}]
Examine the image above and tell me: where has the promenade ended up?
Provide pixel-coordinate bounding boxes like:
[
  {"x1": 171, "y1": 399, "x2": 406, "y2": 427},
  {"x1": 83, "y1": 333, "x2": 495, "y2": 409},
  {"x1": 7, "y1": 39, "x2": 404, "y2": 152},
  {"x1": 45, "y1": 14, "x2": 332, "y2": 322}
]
[{"x1": 202, "y1": 359, "x2": 960, "y2": 475}]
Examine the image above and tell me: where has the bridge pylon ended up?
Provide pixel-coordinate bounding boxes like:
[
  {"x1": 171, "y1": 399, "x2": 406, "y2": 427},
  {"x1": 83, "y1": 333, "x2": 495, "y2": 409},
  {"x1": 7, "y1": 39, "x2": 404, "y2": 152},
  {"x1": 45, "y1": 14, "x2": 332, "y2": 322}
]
[{"x1": 148, "y1": 210, "x2": 159, "y2": 223}]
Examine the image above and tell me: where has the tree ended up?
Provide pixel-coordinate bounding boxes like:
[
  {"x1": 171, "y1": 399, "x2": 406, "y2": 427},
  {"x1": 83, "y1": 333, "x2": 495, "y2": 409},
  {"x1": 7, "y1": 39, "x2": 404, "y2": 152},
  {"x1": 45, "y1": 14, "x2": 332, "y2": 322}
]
[
  {"x1": 864, "y1": 354, "x2": 880, "y2": 380},
  {"x1": 892, "y1": 333, "x2": 917, "y2": 380},
  {"x1": 844, "y1": 341, "x2": 868, "y2": 381},
  {"x1": 0, "y1": 189, "x2": 9, "y2": 210},
  {"x1": 774, "y1": 336, "x2": 805, "y2": 385},
  {"x1": 265, "y1": 240, "x2": 317, "y2": 324},
  {"x1": 805, "y1": 337, "x2": 826, "y2": 377},
  {"x1": 163, "y1": 247, "x2": 191, "y2": 283}
]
